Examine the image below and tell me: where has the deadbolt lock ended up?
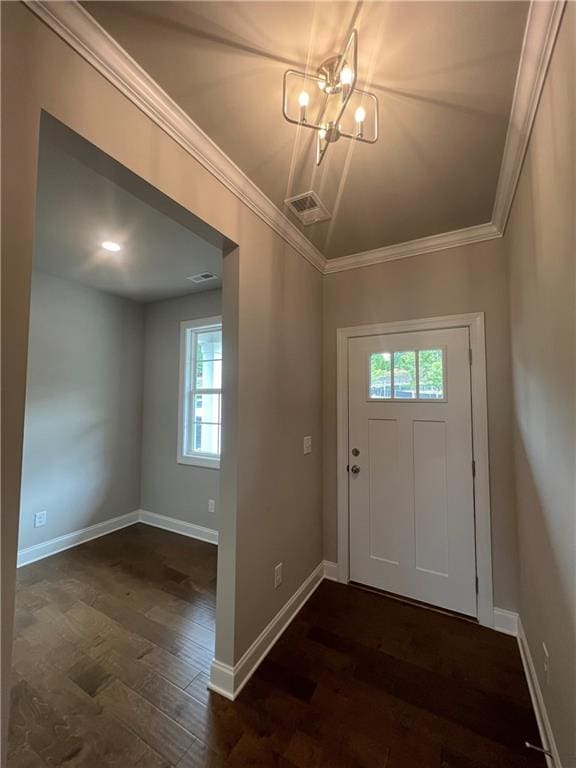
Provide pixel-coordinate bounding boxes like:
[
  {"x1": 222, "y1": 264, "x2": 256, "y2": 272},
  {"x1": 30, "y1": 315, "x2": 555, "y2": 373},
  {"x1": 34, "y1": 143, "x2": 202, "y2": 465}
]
[{"x1": 352, "y1": 448, "x2": 360, "y2": 456}]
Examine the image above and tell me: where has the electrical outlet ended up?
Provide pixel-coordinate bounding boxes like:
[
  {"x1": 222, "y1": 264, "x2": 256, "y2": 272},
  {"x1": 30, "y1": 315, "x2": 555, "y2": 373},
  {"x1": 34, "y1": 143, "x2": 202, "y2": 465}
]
[
  {"x1": 542, "y1": 642, "x2": 550, "y2": 685},
  {"x1": 208, "y1": 499, "x2": 216, "y2": 515},
  {"x1": 34, "y1": 510, "x2": 47, "y2": 528},
  {"x1": 303, "y1": 435, "x2": 312, "y2": 455},
  {"x1": 274, "y1": 562, "x2": 283, "y2": 589}
]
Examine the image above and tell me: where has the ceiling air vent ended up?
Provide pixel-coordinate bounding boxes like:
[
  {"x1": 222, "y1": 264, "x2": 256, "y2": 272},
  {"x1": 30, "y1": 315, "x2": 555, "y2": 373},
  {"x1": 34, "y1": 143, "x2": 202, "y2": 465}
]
[
  {"x1": 285, "y1": 191, "x2": 331, "y2": 226},
  {"x1": 186, "y1": 272, "x2": 218, "y2": 284}
]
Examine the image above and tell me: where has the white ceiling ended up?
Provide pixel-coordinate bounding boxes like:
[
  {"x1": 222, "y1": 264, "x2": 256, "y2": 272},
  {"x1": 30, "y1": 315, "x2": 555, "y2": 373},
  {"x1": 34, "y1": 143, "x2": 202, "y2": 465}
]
[
  {"x1": 35, "y1": 115, "x2": 224, "y2": 303},
  {"x1": 83, "y1": 1, "x2": 529, "y2": 261}
]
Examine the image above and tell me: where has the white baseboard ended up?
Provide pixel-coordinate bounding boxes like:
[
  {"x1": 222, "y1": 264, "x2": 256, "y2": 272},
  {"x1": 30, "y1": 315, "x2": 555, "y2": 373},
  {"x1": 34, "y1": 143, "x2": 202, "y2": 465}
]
[
  {"x1": 323, "y1": 560, "x2": 338, "y2": 581},
  {"x1": 517, "y1": 617, "x2": 562, "y2": 768},
  {"x1": 17, "y1": 509, "x2": 218, "y2": 567},
  {"x1": 137, "y1": 510, "x2": 218, "y2": 545},
  {"x1": 208, "y1": 561, "x2": 325, "y2": 700},
  {"x1": 493, "y1": 607, "x2": 519, "y2": 636},
  {"x1": 17, "y1": 511, "x2": 140, "y2": 567}
]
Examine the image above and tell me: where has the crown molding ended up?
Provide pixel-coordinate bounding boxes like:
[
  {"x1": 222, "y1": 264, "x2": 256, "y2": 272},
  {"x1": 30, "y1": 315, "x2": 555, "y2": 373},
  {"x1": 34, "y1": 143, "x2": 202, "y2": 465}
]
[
  {"x1": 492, "y1": 0, "x2": 566, "y2": 233},
  {"x1": 25, "y1": 0, "x2": 564, "y2": 277},
  {"x1": 323, "y1": 222, "x2": 501, "y2": 274},
  {"x1": 24, "y1": 1, "x2": 326, "y2": 274}
]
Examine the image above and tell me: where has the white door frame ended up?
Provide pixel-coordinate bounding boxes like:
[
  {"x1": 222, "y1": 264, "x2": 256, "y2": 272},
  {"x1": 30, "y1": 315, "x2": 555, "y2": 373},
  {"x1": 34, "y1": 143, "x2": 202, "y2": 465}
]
[{"x1": 336, "y1": 312, "x2": 494, "y2": 628}]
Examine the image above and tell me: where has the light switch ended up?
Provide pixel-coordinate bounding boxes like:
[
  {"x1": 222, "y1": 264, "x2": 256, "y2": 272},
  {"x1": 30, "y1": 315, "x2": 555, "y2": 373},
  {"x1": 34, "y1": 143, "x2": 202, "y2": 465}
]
[{"x1": 303, "y1": 436, "x2": 312, "y2": 455}]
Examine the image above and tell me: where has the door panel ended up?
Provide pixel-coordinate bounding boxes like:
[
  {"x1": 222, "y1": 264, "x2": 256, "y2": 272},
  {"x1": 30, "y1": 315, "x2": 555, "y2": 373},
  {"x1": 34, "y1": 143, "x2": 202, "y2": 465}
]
[
  {"x1": 348, "y1": 326, "x2": 477, "y2": 617},
  {"x1": 368, "y1": 419, "x2": 400, "y2": 564},
  {"x1": 413, "y1": 419, "x2": 448, "y2": 576}
]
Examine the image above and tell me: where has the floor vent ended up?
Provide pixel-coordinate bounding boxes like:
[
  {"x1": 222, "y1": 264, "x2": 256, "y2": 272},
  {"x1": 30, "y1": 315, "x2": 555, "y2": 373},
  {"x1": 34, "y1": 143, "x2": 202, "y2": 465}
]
[
  {"x1": 285, "y1": 191, "x2": 331, "y2": 225},
  {"x1": 186, "y1": 272, "x2": 218, "y2": 284}
]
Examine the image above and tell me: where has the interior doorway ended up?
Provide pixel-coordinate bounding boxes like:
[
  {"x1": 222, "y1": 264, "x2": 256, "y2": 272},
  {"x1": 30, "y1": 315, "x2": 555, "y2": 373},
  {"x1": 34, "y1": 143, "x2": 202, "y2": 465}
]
[
  {"x1": 8, "y1": 112, "x2": 237, "y2": 765},
  {"x1": 337, "y1": 314, "x2": 494, "y2": 626}
]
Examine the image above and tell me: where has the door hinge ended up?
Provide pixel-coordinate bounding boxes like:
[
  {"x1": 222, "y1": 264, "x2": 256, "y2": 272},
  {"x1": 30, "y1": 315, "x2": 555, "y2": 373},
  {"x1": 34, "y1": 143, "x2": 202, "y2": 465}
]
[
  {"x1": 346, "y1": 464, "x2": 350, "y2": 473},
  {"x1": 472, "y1": 459, "x2": 476, "y2": 478},
  {"x1": 469, "y1": 348, "x2": 473, "y2": 366},
  {"x1": 475, "y1": 575, "x2": 479, "y2": 594}
]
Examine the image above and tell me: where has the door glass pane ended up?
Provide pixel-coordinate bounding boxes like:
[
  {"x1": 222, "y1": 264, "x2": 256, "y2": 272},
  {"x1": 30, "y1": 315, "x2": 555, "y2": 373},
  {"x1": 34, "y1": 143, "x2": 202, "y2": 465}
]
[
  {"x1": 393, "y1": 351, "x2": 416, "y2": 399},
  {"x1": 196, "y1": 329, "x2": 222, "y2": 361},
  {"x1": 195, "y1": 359, "x2": 222, "y2": 389},
  {"x1": 369, "y1": 352, "x2": 391, "y2": 399},
  {"x1": 418, "y1": 349, "x2": 444, "y2": 399}
]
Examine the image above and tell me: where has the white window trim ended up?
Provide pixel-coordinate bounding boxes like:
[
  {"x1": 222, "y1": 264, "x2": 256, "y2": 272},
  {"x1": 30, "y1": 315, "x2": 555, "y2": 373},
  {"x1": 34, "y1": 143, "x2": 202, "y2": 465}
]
[{"x1": 178, "y1": 316, "x2": 222, "y2": 469}]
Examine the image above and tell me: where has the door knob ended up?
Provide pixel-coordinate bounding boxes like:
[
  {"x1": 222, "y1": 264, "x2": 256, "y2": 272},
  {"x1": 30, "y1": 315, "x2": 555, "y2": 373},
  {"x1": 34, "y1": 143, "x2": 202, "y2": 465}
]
[{"x1": 351, "y1": 465, "x2": 360, "y2": 474}]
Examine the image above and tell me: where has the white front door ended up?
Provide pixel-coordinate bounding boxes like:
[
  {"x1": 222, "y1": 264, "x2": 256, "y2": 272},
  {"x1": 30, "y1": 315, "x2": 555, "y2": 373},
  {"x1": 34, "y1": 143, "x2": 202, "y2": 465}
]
[{"x1": 348, "y1": 326, "x2": 477, "y2": 616}]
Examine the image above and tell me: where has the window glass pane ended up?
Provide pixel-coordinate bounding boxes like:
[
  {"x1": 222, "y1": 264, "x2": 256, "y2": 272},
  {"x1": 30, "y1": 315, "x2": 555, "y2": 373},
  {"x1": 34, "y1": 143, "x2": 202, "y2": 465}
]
[
  {"x1": 195, "y1": 359, "x2": 222, "y2": 389},
  {"x1": 196, "y1": 329, "x2": 222, "y2": 362},
  {"x1": 193, "y1": 393, "x2": 221, "y2": 426},
  {"x1": 369, "y1": 352, "x2": 391, "y2": 399},
  {"x1": 418, "y1": 349, "x2": 444, "y2": 399},
  {"x1": 193, "y1": 423, "x2": 221, "y2": 456},
  {"x1": 393, "y1": 351, "x2": 416, "y2": 399}
]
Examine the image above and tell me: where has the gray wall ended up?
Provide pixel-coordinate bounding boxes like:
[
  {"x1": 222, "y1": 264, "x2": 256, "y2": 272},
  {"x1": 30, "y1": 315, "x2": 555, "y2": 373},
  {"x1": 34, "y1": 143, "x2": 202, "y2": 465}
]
[
  {"x1": 323, "y1": 238, "x2": 519, "y2": 611},
  {"x1": 19, "y1": 271, "x2": 144, "y2": 550},
  {"x1": 141, "y1": 289, "x2": 222, "y2": 531},
  {"x1": 505, "y1": 4, "x2": 575, "y2": 763}
]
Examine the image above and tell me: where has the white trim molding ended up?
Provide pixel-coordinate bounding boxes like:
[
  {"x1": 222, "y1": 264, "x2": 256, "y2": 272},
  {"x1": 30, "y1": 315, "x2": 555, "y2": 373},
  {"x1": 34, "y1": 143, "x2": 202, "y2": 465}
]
[
  {"x1": 493, "y1": 607, "x2": 519, "y2": 637},
  {"x1": 17, "y1": 510, "x2": 218, "y2": 567},
  {"x1": 323, "y1": 223, "x2": 500, "y2": 274},
  {"x1": 208, "y1": 561, "x2": 325, "y2": 700},
  {"x1": 24, "y1": 1, "x2": 325, "y2": 275},
  {"x1": 517, "y1": 617, "x2": 562, "y2": 768},
  {"x1": 336, "y1": 313, "x2": 494, "y2": 628},
  {"x1": 24, "y1": 1, "x2": 565, "y2": 276},
  {"x1": 323, "y1": 560, "x2": 339, "y2": 581},
  {"x1": 17, "y1": 510, "x2": 140, "y2": 567},
  {"x1": 492, "y1": 0, "x2": 566, "y2": 233},
  {"x1": 138, "y1": 510, "x2": 218, "y2": 545}
]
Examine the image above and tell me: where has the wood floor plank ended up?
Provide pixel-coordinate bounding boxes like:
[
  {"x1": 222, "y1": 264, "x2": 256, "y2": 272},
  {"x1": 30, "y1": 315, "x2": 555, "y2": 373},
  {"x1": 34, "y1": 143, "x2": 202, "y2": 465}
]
[
  {"x1": 146, "y1": 606, "x2": 215, "y2": 651},
  {"x1": 96, "y1": 679, "x2": 195, "y2": 764},
  {"x1": 137, "y1": 645, "x2": 203, "y2": 689}
]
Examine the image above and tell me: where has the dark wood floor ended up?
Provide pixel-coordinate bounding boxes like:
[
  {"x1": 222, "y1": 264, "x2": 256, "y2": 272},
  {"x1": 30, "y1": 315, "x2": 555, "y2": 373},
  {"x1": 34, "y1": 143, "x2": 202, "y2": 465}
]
[{"x1": 8, "y1": 524, "x2": 544, "y2": 767}]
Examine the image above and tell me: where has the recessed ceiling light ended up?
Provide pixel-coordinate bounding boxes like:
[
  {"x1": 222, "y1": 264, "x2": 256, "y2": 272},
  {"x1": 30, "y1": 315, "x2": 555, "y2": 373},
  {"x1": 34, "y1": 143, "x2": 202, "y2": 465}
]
[{"x1": 101, "y1": 240, "x2": 121, "y2": 252}]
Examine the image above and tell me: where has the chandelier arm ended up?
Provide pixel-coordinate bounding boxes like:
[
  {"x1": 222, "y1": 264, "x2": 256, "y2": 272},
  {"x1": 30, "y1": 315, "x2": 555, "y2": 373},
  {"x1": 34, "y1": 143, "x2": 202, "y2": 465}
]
[
  {"x1": 282, "y1": 69, "x2": 328, "y2": 131},
  {"x1": 328, "y1": 29, "x2": 358, "y2": 129},
  {"x1": 338, "y1": 90, "x2": 379, "y2": 143},
  {"x1": 334, "y1": 29, "x2": 358, "y2": 90}
]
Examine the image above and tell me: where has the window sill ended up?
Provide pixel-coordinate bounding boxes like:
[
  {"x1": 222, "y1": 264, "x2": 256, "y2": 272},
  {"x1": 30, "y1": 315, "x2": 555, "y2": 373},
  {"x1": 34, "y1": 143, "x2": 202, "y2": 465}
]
[{"x1": 178, "y1": 455, "x2": 221, "y2": 470}]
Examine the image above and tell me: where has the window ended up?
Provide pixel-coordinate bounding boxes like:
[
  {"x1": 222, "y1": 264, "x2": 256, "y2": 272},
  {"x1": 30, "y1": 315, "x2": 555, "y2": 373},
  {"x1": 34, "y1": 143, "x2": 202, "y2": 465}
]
[
  {"x1": 178, "y1": 317, "x2": 222, "y2": 468},
  {"x1": 369, "y1": 348, "x2": 445, "y2": 401}
]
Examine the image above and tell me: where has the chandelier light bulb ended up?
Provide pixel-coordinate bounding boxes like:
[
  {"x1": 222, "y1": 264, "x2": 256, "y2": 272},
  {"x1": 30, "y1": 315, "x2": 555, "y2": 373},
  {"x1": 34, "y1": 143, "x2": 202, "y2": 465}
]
[
  {"x1": 354, "y1": 106, "x2": 366, "y2": 123},
  {"x1": 101, "y1": 240, "x2": 121, "y2": 252},
  {"x1": 298, "y1": 90, "x2": 310, "y2": 108},
  {"x1": 340, "y1": 66, "x2": 353, "y2": 86},
  {"x1": 319, "y1": 128, "x2": 327, "y2": 140}
]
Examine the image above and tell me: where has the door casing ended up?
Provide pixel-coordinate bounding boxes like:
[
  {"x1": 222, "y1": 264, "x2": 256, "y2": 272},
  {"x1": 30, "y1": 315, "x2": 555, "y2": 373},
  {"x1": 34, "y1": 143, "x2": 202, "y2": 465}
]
[{"x1": 336, "y1": 313, "x2": 494, "y2": 628}]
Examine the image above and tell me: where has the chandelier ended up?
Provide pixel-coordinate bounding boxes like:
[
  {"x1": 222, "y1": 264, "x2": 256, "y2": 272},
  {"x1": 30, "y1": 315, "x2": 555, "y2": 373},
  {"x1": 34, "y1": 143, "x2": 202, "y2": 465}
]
[{"x1": 282, "y1": 30, "x2": 379, "y2": 166}]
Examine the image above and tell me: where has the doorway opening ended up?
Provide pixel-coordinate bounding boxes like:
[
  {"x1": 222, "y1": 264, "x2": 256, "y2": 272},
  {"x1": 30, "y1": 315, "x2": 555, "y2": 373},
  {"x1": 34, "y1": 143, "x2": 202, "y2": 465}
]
[
  {"x1": 9, "y1": 113, "x2": 236, "y2": 764},
  {"x1": 336, "y1": 313, "x2": 494, "y2": 627}
]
